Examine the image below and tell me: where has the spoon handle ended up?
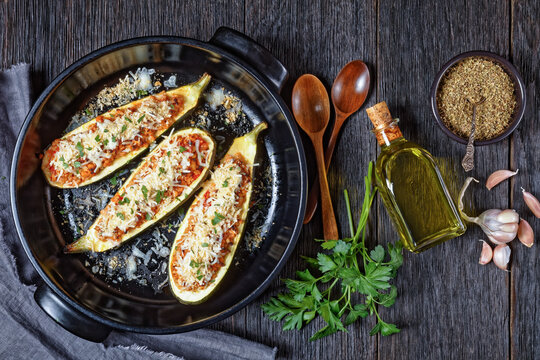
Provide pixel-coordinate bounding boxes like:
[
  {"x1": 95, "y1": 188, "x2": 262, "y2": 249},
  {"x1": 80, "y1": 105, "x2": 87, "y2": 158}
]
[
  {"x1": 303, "y1": 113, "x2": 347, "y2": 224},
  {"x1": 461, "y1": 104, "x2": 478, "y2": 172},
  {"x1": 313, "y1": 134, "x2": 339, "y2": 240}
]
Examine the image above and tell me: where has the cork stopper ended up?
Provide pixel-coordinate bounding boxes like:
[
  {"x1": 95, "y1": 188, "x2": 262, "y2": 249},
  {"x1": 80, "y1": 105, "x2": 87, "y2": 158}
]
[
  {"x1": 366, "y1": 101, "x2": 394, "y2": 131},
  {"x1": 366, "y1": 101, "x2": 403, "y2": 146}
]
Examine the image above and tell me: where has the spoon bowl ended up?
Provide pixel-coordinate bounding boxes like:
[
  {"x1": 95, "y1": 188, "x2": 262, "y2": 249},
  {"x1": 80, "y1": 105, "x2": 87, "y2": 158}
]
[
  {"x1": 331, "y1": 60, "x2": 370, "y2": 116},
  {"x1": 292, "y1": 74, "x2": 331, "y2": 134}
]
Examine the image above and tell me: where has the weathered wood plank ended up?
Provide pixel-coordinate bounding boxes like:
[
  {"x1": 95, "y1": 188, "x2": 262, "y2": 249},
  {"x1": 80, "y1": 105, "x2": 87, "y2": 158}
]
[
  {"x1": 377, "y1": 1, "x2": 511, "y2": 359},
  {"x1": 242, "y1": 1, "x2": 379, "y2": 359},
  {"x1": 510, "y1": 1, "x2": 540, "y2": 358}
]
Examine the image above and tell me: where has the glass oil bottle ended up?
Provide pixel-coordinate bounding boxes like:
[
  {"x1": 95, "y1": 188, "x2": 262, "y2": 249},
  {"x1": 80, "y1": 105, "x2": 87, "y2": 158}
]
[{"x1": 367, "y1": 101, "x2": 466, "y2": 253}]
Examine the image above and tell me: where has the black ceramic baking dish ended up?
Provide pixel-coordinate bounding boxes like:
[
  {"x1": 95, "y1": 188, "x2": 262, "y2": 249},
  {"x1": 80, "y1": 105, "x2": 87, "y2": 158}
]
[{"x1": 10, "y1": 27, "x2": 307, "y2": 342}]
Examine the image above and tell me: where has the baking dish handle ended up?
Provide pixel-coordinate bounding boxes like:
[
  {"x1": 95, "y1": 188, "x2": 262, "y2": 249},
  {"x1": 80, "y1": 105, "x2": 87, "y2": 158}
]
[
  {"x1": 210, "y1": 27, "x2": 288, "y2": 92},
  {"x1": 35, "y1": 284, "x2": 111, "y2": 343}
]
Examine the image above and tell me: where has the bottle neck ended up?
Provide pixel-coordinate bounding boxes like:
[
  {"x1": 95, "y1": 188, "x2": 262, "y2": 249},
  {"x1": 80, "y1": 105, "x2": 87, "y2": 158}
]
[{"x1": 372, "y1": 119, "x2": 404, "y2": 147}]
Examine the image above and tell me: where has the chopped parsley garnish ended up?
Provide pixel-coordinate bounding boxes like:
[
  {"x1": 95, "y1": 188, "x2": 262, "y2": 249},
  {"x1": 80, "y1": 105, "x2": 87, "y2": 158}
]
[
  {"x1": 222, "y1": 178, "x2": 229, "y2": 187},
  {"x1": 136, "y1": 90, "x2": 148, "y2": 97},
  {"x1": 169, "y1": 104, "x2": 175, "y2": 109},
  {"x1": 116, "y1": 212, "x2": 125, "y2": 220},
  {"x1": 59, "y1": 156, "x2": 69, "y2": 169},
  {"x1": 159, "y1": 167, "x2": 166, "y2": 174},
  {"x1": 124, "y1": 116, "x2": 132, "y2": 123},
  {"x1": 110, "y1": 174, "x2": 118, "y2": 186},
  {"x1": 167, "y1": 151, "x2": 171, "y2": 157},
  {"x1": 145, "y1": 213, "x2": 152, "y2": 221},
  {"x1": 104, "y1": 129, "x2": 109, "y2": 133},
  {"x1": 84, "y1": 108, "x2": 92, "y2": 116},
  {"x1": 190, "y1": 260, "x2": 199, "y2": 268},
  {"x1": 59, "y1": 210, "x2": 65, "y2": 215},
  {"x1": 73, "y1": 161, "x2": 81, "y2": 168},
  {"x1": 155, "y1": 190, "x2": 165, "y2": 204},
  {"x1": 201, "y1": 242, "x2": 209, "y2": 247},
  {"x1": 137, "y1": 114, "x2": 145, "y2": 124},
  {"x1": 121, "y1": 124, "x2": 127, "y2": 133},
  {"x1": 75, "y1": 142, "x2": 84, "y2": 157},
  {"x1": 179, "y1": 146, "x2": 186, "y2": 152},
  {"x1": 197, "y1": 275, "x2": 204, "y2": 281},
  {"x1": 141, "y1": 185, "x2": 148, "y2": 200},
  {"x1": 95, "y1": 135, "x2": 101, "y2": 142},
  {"x1": 112, "y1": 135, "x2": 117, "y2": 142},
  {"x1": 211, "y1": 212, "x2": 225, "y2": 225},
  {"x1": 103, "y1": 139, "x2": 109, "y2": 146},
  {"x1": 86, "y1": 146, "x2": 92, "y2": 151},
  {"x1": 118, "y1": 196, "x2": 130, "y2": 205},
  {"x1": 130, "y1": 208, "x2": 134, "y2": 214}
]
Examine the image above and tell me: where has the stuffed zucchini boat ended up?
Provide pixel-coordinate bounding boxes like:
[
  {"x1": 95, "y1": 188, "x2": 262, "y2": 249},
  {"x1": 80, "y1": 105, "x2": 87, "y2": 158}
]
[
  {"x1": 168, "y1": 122, "x2": 268, "y2": 304},
  {"x1": 42, "y1": 73, "x2": 211, "y2": 188},
  {"x1": 64, "y1": 127, "x2": 216, "y2": 253}
]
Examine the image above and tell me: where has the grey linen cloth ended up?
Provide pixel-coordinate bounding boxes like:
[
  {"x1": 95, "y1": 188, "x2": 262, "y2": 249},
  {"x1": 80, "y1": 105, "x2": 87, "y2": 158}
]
[{"x1": 0, "y1": 64, "x2": 277, "y2": 360}]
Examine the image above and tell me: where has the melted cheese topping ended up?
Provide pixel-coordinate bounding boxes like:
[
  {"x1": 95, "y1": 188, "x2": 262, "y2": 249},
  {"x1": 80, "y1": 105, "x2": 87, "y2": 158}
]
[
  {"x1": 87, "y1": 132, "x2": 211, "y2": 243},
  {"x1": 171, "y1": 154, "x2": 250, "y2": 291},
  {"x1": 44, "y1": 92, "x2": 185, "y2": 187}
]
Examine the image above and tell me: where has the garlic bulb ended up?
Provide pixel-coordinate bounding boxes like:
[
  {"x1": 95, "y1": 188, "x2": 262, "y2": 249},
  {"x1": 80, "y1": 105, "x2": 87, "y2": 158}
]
[{"x1": 458, "y1": 177, "x2": 519, "y2": 245}]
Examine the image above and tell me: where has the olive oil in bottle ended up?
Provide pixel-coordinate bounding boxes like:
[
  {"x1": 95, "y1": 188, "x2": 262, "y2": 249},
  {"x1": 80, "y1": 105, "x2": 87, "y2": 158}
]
[{"x1": 367, "y1": 102, "x2": 466, "y2": 253}]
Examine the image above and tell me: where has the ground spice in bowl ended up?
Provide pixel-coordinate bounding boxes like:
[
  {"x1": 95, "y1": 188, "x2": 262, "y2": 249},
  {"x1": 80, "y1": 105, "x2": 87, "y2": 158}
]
[{"x1": 436, "y1": 56, "x2": 516, "y2": 141}]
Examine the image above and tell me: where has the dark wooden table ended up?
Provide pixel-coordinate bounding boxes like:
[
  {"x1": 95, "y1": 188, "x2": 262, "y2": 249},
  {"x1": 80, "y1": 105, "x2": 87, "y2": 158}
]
[{"x1": 2, "y1": 1, "x2": 539, "y2": 359}]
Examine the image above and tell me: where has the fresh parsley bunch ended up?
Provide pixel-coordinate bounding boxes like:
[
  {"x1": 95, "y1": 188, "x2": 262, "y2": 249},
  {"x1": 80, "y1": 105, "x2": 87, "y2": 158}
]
[{"x1": 262, "y1": 162, "x2": 403, "y2": 341}]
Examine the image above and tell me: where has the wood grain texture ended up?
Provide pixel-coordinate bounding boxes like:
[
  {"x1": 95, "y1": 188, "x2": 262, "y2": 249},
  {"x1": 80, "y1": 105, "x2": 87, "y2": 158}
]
[
  {"x1": 377, "y1": 0, "x2": 511, "y2": 359},
  {"x1": 1, "y1": 0, "x2": 539, "y2": 359},
  {"x1": 511, "y1": 0, "x2": 540, "y2": 358}
]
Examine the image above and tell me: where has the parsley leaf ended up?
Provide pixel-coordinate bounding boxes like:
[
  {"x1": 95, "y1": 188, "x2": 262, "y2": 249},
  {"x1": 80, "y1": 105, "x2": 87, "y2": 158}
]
[
  {"x1": 141, "y1": 185, "x2": 148, "y2": 200},
  {"x1": 145, "y1": 213, "x2": 152, "y2": 221},
  {"x1": 110, "y1": 174, "x2": 118, "y2": 186},
  {"x1": 155, "y1": 190, "x2": 164, "y2": 204},
  {"x1": 121, "y1": 124, "x2": 127, "y2": 133},
  {"x1": 116, "y1": 212, "x2": 125, "y2": 220},
  {"x1": 75, "y1": 142, "x2": 84, "y2": 157},
  {"x1": 124, "y1": 116, "x2": 132, "y2": 123},
  {"x1": 201, "y1": 242, "x2": 209, "y2": 247},
  {"x1": 179, "y1": 146, "x2": 186, "y2": 153},
  {"x1": 159, "y1": 167, "x2": 166, "y2": 174},
  {"x1": 222, "y1": 178, "x2": 229, "y2": 187},
  {"x1": 211, "y1": 212, "x2": 225, "y2": 225},
  {"x1": 137, "y1": 114, "x2": 145, "y2": 123},
  {"x1": 261, "y1": 162, "x2": 403, "y2": 341},
  {"x1": 73, "y1": 161, "x2": 81, "y2": 168}
]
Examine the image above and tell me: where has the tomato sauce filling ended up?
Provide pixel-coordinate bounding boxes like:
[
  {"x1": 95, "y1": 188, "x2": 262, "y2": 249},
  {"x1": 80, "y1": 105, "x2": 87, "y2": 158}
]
[
  {"x1": 92, "y1": 133, "x2": 210, "y2": 243},
  {"x1": 171, "y1": 154, "x2": 251, "y2": 292},
  {"x1": 45, "y1": 91, "x2": 185, "y2": 186}
]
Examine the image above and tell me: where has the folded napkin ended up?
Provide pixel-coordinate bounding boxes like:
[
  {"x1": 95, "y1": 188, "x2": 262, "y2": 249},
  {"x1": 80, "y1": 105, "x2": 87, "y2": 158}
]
[{"x1": 0, "y1": 64, "x2": 277, "y2": 360}]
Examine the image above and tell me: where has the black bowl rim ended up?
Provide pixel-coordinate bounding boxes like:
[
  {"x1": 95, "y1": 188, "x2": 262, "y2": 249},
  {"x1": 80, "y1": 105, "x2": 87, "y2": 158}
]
[
  {"x1": 10, "y1": 35, "x2": 308, "y2": 333},
  {"x1": 430, "y1": 50, "x2": 526, "y2": 146}
]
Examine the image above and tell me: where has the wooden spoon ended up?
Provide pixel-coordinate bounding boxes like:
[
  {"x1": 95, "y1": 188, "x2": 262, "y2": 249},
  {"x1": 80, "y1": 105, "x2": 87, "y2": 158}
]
[
  {"x1": 292, "y1": 74, "x2": 339, "y2": 240},
  {"x1": 304, "y1": 61, "x2": 370, "y2": 224}
]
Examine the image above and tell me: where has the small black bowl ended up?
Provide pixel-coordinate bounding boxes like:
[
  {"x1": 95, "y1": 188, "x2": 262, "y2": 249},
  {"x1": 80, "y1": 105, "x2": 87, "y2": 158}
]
[{"x1": 430, "y1": 50, "x2": 526, "y2": 145}]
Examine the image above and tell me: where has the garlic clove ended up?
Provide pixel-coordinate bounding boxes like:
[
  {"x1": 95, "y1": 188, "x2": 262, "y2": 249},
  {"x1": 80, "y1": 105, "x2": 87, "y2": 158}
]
[
  {"x1": 496, "y1": 209, "x2": 520, "y2": 224},
  {"x1": 488, "y1": 231, "x2": 516, "y2": 244},
  {"x1": 522, "y1": 188, "x2": 540, "y2": 218},
  {"x1": 479, "y1": 240, "x2": 493, "y2": 265},
  {"x1": 517, "y1": 219, "x2": 534, "y2": 247},
  {"x1": 486, "y1": 169, "x2": 519, "y2": 190},
  {"x1": 498, "y1": 223, "x2": 519, "y2": 233},
  {"x1": 493, "y1": 244, "x2": 511, "y2": 271}
]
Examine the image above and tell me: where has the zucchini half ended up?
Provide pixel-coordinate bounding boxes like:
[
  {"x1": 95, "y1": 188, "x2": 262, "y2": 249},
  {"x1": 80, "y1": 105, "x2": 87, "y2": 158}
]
[
  {"x1": 64, "y1": 127, "x2": 216, "y2": 253},
  {"x1": 168, "y1": 122, "x2": 268, "y2": 304},
  {"x1": 42, "y1": 73, "x2": 211, "y2": 188}
]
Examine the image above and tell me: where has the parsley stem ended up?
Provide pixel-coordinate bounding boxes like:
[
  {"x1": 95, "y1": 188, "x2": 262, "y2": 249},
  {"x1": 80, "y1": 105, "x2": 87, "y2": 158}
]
[{"x1": 344, "y1": 189, "x2": 355, "y2": 238}]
